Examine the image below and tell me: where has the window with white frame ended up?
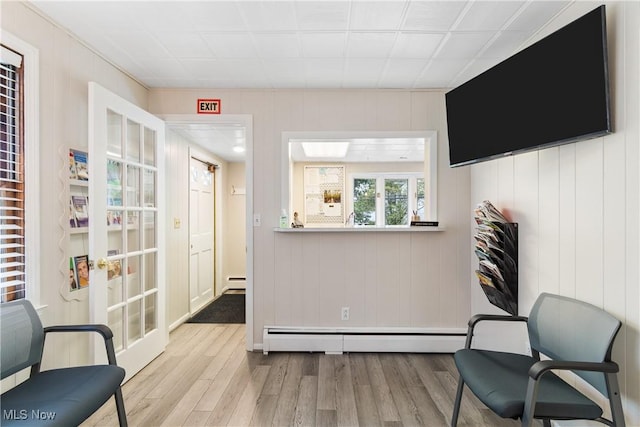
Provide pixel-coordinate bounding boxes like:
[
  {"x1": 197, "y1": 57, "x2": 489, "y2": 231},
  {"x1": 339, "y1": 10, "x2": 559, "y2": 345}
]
[
  {"x1": 351, "y1": 173, "x2": 424, "y2": 227},
  {"x1": 1, "y1": 33, "x2": 39, "y2": 303}
]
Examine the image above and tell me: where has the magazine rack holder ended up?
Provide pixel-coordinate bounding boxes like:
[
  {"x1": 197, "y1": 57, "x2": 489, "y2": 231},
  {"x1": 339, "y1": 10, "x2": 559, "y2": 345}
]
[{"x1": 474, "y1": 221, "x2": 518, "y2": 315}]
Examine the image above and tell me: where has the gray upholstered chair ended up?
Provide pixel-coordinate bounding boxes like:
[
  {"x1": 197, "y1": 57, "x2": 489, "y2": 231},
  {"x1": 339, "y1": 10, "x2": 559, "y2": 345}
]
[
  {"x1": 1, "y1": 299, "x2": 127, "y2": 426},
  {"x1": 451, "y1": 292, "x2": 625, "y2": 427}
]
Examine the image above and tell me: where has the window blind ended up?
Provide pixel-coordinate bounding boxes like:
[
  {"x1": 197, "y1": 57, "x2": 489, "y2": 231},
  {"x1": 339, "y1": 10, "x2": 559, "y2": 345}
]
[{"x1": 0, "y1": 47, "x2": 25, "y2": 302}]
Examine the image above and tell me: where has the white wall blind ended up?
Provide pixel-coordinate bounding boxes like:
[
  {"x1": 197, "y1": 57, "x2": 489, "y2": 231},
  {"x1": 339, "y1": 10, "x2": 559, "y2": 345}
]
[{"x1": 0, "y1": 46, "x2": 25, "y2": 302}]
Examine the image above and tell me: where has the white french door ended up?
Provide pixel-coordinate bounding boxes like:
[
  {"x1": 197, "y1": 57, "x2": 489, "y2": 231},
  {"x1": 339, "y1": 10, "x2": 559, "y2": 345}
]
[
  {"x1": 189, "y1": 156, "x2": 215, "y2": 313},
  {"x1": 88, "y1": 82, "x2": 166, "y2": 381}
]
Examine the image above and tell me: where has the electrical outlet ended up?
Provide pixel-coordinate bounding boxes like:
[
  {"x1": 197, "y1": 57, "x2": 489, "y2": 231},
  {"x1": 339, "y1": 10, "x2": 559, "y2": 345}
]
[{"x1": 341, "y1": 307, "x2": 350, "y2": 321}]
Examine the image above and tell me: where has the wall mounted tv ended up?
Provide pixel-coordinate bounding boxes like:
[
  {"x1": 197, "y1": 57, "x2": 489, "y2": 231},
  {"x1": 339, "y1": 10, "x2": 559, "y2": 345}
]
[{"x1": 446, "y1": 5, "x2": 611, "y2": 167}]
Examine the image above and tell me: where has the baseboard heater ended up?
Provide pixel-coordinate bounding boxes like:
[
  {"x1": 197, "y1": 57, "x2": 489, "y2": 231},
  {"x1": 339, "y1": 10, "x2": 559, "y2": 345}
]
[
  {"x1": 262, "y1": 326, "x2": 467, "y2": 355},
  {"x1": 225, "y1": 276, "x2": 246, "y2": 289}
]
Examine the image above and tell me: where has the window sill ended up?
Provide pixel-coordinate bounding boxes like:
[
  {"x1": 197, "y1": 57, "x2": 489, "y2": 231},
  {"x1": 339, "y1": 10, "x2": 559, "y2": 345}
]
[{"x1": 273, "y1": 226, "x2": 444, "y2": 233}]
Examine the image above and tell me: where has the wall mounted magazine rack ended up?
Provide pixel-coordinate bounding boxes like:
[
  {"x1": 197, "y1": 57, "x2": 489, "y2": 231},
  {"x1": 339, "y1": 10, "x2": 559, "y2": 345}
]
[{"x1": 473, "y1": 201, "x2": 518, "y2": 315}]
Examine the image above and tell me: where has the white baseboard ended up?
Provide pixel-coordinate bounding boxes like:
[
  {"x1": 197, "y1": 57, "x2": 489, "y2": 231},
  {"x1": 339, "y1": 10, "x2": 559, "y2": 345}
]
[{"x1": 262, "y1": 326, "x2": 467, "y2": 355}]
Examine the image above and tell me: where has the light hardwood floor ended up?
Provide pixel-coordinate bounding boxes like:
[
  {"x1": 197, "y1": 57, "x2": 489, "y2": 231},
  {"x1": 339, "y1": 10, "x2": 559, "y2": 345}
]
[{"x1": 83, "y1": 323, "x2": 523, "y2": 427}]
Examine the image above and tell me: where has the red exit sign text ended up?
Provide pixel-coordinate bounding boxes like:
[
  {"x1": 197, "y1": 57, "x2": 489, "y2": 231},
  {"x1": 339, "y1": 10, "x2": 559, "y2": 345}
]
[{"x1": 197, "y1": 99, "x2": 221, "y2": 114}]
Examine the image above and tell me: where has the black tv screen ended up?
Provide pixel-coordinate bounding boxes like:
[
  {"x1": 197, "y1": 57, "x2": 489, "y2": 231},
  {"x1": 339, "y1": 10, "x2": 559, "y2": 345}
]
[{"x1": 446, "y1": 5, "x2": 611, "y2": 167}]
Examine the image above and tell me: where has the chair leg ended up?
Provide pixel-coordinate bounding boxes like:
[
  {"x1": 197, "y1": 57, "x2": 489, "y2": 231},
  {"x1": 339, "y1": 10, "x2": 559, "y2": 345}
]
[
  {"x1": 605, "y1": 372, "x2": 626, "y2": 427},
  {"x1": 114, "y1": 387, "x2": 128, "y2": 427},
  {"x1": 451, "y1": 375, "x2": 465, "y2": 427},
  {"x1": 542, "y1": 420, "x2": 551, "y2": 427}
]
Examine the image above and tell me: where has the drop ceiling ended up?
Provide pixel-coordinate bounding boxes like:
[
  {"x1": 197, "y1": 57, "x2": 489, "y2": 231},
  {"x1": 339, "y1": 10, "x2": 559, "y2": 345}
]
[{"x1": 27, "y1": 0, "x2": 571, "y2": 161}]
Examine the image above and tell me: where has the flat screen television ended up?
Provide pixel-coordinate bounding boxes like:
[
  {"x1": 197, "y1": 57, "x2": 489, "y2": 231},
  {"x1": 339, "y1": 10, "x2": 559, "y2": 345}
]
[{"x1": 446, "y1": 5, "x2": 611, "y2": 167}]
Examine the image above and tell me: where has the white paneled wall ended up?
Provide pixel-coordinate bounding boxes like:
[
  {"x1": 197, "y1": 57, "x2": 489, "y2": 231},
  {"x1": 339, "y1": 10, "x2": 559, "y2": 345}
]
[
  {"x1": 149, "y1": 89, "x2": 472, "y2": 346},
  {"x1": 469, "y1": 3, "x2": 639, "y2": 424}
]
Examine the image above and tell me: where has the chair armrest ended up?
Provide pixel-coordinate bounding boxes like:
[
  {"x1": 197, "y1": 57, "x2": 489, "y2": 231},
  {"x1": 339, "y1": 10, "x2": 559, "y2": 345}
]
[
  {"x1": 464, "y1": 314, "x2": 529, "y2": 349},
  {"x1": 43, "y1": 324, "x2": 119, "y2": 367},
  {"x1": 468, "y1": 314, "x2": 528, "y2": 328},
  {"x1": 528, "y1": 359, "x2": 619, "y2": 380},
  {"x1": 44, "y1": 324, "x2": 113, "y2": 340}
]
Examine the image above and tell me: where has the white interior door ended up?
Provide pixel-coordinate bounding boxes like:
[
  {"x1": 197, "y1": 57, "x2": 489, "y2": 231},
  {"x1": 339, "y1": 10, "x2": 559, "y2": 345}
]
[
  {"x1": 89, "y1": 82, "x2": 166, "y2": 381},
  {"x1": 189, "y1": 157, "x2": 215, "y2": 313}
]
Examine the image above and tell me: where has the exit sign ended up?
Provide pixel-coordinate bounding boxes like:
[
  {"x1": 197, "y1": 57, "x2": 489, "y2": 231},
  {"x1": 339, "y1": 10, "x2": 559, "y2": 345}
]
[{"x1": 197, "y1": 99, "x2": 221, "y2": 114}]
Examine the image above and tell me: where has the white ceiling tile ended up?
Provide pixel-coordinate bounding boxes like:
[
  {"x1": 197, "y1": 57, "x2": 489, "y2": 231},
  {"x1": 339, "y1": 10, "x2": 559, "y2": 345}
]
[
  {"x1": 403, "y1": 1, "x2": 467, "y2": 31},
  {"x1": 300, "y1": 33, "x2": 347, "y2": 58},
  {"x1": 222, "y1": 60, "x2": 271, "y2": 87},
  {"x1": 455, "y1": 1, "x2": 526, "y2": 31},
  {"x1": 435, "y1": 32, "x2": 494, "y2": 59},
  {"x1": 262, "y1": 59, "x2": 307, "y2": 88},
  {"x1": 349, "y1": 2, "x2": 408, "y2": 30},
  {"x1": 185, "y1": 2, "x2": 248, "y2": 32},
  {"x1": 304, "y1": 59, "x2": 345, "y2": 85},
  {"x1": 237, "y1": 2, "x2": 298, "y2": 31},
  {"x1": 200, "y1": 33, "x2": 258, "y2": 58},
  {"x1": 343, "y1": 59, "x2": 387, "y2": 87},
  {"x1": 506, "y1": 1, "x2": 570, "y2": 32},
  {"x1": 452, "y1": 58, "x2": 499, "y2": 86},
  {"x1": 28, "y1": 0, "x2": 570, "y2": 91},
  {"x1": 391, "y1": 33, "x2": 444, "y2": 59},
  {"x1": 295, "y1": 2, "x2": 350, "y2": 31},
  {"x1": 131, "y1": 2, "x2": 194, "y2": 31},
  {"x1": 253, "y1": 33, "x2": 301, "y2": 58},
  {"x1": 136, "y1": 58, "x2": 189, "y2": 80},
  {"x1": 179, "y1": 59, "x2": 231, "y2": 80},
  {"x1": 153, "y1": 32, "x2": 212, "y2": 58},
  {"x1": 415, "y1": 59, "x2": 469, "y2": 88},
  {"x1": 105, "y1": 31, "x2": 169, "y2": 59},
  {"x1": 481, "y1": 31, "x2": 531, "y2": 60},
  {"x1": 346, "y1": 32, "x2": 397, "y2": 58},
  {"x1": 379, "y1": 59, "x2": 428, "y2": 88}
]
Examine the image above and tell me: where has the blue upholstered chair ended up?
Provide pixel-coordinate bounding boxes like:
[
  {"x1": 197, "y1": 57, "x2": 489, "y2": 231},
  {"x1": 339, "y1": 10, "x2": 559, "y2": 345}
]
[
  {"x1": 451, "y1": 292, "x2": 625, "y2": 427},
  {"x1": 1, "y1": 299, "x2": 127, "y2": 426}
]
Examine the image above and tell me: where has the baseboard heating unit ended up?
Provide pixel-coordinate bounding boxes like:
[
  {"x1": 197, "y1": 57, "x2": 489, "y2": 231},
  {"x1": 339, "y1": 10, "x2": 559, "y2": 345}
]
[{"x1": 262, "y1": 326, "x2": 467, "y2": 355}]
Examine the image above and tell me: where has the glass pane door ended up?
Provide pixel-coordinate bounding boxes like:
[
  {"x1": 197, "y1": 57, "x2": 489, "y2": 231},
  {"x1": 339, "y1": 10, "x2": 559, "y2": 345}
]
[{"x1": 89, "y1": 82, "x2": 165, "y2": 380}]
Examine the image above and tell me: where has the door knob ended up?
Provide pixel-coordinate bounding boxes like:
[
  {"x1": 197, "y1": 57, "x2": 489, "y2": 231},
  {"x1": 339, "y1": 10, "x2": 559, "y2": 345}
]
[{"x1": 97, "y1": 258, "x2": 108, "y2": 270}]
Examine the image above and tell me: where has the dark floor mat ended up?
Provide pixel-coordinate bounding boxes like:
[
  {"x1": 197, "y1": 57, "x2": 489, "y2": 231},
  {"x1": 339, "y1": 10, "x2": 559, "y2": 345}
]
[{"x1": 187, "y1": 294, "x2": 245, "y2": 324}]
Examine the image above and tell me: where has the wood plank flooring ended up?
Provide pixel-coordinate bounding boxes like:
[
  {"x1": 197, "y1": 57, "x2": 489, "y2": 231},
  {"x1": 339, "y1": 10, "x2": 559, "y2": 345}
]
[{"x1": 83, "y1": 323, "x2": 525, "y2": 427}]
